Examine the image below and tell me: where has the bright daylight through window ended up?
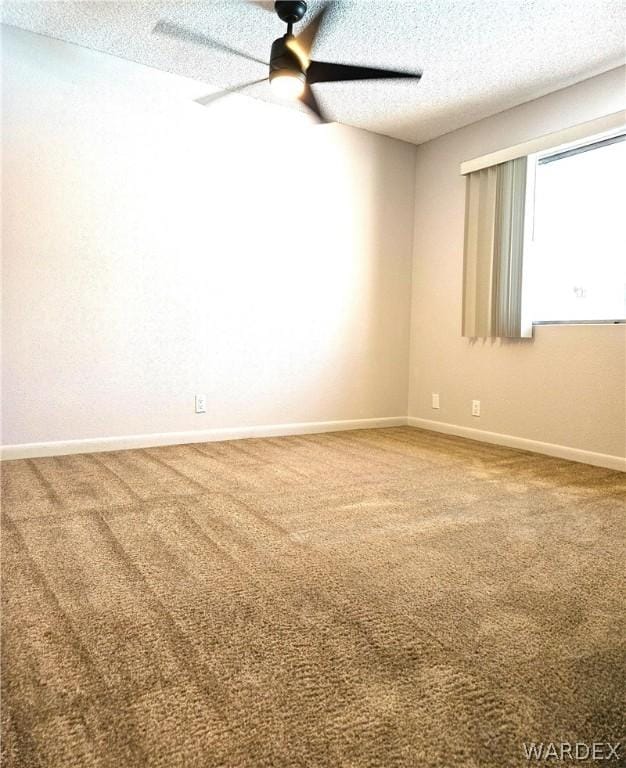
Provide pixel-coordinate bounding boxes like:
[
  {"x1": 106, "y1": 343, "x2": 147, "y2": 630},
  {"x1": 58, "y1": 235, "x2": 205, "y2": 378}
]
[{"x1": 526, "y1": 134, "x2": 626, "y2": 323}]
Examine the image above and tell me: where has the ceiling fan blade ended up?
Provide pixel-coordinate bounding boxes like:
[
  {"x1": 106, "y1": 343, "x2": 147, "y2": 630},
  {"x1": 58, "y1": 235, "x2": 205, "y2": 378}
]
[
  {"x1": 307, "y1": 60, "x2": 422, "y2": 84},
  {"x1": 153, "y1": 20, "x2": 268, "y2": 66},
  {"x1": 195, "y1": 79, "x2": 268, "y2": 107},
  {"x1": 299, "y1": 85, "x2": 328, "y2": 123},
  {"x1": 294, "y1": 2, "x2": 332, "y2": 63}
]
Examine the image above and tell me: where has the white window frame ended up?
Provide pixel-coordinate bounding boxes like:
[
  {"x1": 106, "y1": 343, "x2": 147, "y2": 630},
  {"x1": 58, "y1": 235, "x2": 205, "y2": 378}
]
[{"x1": 521, "y1": 127, "x2": 626, "y2": 327}]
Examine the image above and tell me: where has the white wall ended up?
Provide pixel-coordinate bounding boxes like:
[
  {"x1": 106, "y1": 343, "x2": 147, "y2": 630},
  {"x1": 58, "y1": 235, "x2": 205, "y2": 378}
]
[
  {"x1": 408, "y1": 67, "x2": 626, "y2": 460},
  {"x1": 1, "y1": 27, "x2": 416, "y2": 449}
]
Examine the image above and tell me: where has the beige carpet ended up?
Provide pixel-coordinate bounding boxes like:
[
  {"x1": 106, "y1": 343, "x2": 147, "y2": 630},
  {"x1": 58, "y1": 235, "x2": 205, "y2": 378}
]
[{"x1": 1, "y1": 427, "x2": 625, "y2": 767}]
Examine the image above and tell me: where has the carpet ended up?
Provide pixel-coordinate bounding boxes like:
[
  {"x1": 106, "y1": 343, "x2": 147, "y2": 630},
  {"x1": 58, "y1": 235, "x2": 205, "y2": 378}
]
[{"x1": 1, "y1": 427, "x2": 625, "y2": 767}]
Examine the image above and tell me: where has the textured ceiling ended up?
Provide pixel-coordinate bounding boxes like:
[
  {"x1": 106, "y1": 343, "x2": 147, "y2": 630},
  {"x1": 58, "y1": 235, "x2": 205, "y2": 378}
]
[{"x1": 2, "y1": 0, "x2": 625, "y2": 144}]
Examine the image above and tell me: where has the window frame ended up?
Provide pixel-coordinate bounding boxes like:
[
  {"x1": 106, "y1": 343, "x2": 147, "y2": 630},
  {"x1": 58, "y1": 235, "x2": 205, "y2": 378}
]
[{"x1": 522, "y1": 129, "x2": 626, "y2": 327}]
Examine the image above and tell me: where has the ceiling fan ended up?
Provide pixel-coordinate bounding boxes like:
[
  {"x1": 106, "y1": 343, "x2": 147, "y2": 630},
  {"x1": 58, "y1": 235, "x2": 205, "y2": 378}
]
[{"x1": 154, "y1": 1, "x2": 422, "y2": 122}]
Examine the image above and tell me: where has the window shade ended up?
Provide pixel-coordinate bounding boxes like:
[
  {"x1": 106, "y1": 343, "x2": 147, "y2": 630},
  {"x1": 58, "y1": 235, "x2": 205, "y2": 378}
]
[
  {"x1": 462, "y1": 156, "x2": 531, "y2": 338},
  {"x1": 459, "y1": 111, "x2": 625, "y2": 175}
]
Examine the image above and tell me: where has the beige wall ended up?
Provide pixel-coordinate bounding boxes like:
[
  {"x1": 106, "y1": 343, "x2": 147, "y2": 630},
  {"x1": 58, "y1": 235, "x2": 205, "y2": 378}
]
[
  {"x1": 408, "y1": 66, "x2": 626, "y2": 459},
  {"x1": 3, "y1": 25, "x2": 625, "y2": 463},
  {"x1": 1, "y1": 27, "x2": 416, "y2": 447}
]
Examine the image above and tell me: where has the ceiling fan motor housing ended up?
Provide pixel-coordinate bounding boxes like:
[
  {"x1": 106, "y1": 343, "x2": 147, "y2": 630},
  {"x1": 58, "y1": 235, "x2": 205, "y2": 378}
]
[{"x1": 269, "y1": 35, "x2": 306, "y2": 87}]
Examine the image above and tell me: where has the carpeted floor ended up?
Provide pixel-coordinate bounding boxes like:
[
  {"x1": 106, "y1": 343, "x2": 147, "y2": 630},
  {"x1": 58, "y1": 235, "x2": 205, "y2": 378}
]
[{"x1": 1, "y1": 426, "x2": 625, "y2": 768}]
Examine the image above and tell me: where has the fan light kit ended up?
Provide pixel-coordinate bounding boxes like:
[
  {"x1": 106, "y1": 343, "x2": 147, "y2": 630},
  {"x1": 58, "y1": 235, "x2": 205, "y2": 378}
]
[
  {"x1": 270, "y1": 73, "x2": 305, "y2": 98},
  {"x1": 154, "y1": 0, "x2": 422, "y2": 122}
]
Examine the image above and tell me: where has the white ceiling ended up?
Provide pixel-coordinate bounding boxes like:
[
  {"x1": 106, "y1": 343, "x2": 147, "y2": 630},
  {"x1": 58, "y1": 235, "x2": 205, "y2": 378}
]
[{"x1": 2, "y1": 0, "x2": 625, "y2": 144}]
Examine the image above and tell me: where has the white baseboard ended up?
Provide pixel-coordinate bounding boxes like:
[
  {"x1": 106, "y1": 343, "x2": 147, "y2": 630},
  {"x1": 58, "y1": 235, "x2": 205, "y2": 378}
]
[
  {"x1": 4, "y1": 416, "x2": 623, "y2": 471},
  {"x1": 0, "y1": 417, "x2": 407, "y2": 461},
  {"x1": 407, "y1": 417, "x2": 626, "y2": 472}
]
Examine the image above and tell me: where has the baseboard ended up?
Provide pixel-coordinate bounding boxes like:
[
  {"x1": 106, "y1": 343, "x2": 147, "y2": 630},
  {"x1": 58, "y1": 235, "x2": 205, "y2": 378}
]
[
  {"x1": 4, "y1": 417, "x2": 622, "y2": 471},
  {"x1": 0, "y1": 417, "x2": 408, "y2": 461},
  {"x1": 407, "y1": 417, "x2": 626, "y2": 472}
]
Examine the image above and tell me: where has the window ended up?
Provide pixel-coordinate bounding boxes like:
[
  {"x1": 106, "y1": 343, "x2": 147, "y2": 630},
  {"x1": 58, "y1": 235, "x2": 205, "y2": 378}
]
[{"x1": 525, "y1": 133, "x2": 626, "y2": 324}]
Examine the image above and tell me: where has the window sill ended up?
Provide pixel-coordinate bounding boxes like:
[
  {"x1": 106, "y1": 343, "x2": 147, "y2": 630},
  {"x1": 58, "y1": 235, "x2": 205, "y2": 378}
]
[{"x1": 532, "y1": 320, "x2": 625, "y2": 325}]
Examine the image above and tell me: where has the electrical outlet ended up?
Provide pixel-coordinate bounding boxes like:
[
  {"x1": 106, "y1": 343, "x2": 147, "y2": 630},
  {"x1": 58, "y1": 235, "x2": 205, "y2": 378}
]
[
  {"x1": 431, "y1": 393, "x2": 440, "y2": 409},
  {"x1": 471, "y1": 399, "x2": 481, "y2": 417},
  {"x1": 195, "y1": 394, "x2": 207, "y2": 414}
]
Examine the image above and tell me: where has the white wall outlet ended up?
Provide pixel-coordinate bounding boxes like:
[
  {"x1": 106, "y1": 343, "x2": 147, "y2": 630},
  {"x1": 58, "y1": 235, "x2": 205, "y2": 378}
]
[
  {"x1": 471, "y1": 399, "x2": 481, "y2": 417},
  {"x1": 195, "y1": 394, "x2": 207, "y2": 414},
  {"x1": 431, "y1": 393, "x2": 440, "y2": 409}
]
